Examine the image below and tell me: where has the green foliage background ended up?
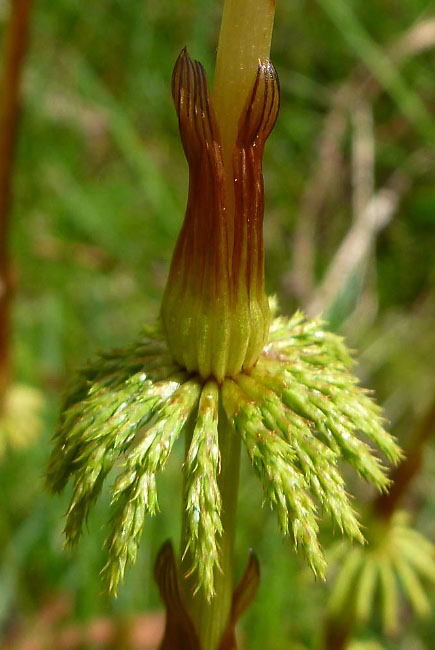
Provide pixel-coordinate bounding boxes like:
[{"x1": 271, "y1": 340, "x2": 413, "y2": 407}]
[{"x1": 1, "y1": 0, "x2": 435, "y2": 648}]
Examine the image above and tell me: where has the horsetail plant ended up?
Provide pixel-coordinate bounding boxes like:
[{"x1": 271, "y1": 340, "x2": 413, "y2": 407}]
[
  {"x1": 47, "y1": 0, "x2": 401, "y2": 647},
  {"x1": 327, "y1": 510, "x2": 435, "y2": 636},
  {"x1": 323, "y1": 399, "x2": 435, "y2": 650}
]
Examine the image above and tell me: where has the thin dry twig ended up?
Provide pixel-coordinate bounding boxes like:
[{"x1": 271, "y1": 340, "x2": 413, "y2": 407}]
[
  {"x1": 307, "y1": 99, "x2": 378, "y2": 317},
  {"x1": 285, "y1": 85, "x2": 350, "y2": 303},
  {"x1": 394, "y1": 17, "x2": 435, "y2": 60},
  {"x1": 306, "y1": 144, "x2": 434, "y2": 317},
  {"x1": 351, "y1": 101, "x2": 374, "y2": 223},
  {"x1": 306, "y1": 170, "x2": 410, "y2": 317},
  {"x1": 287, "y1": 16, "x2": 435, "y2": 307}
]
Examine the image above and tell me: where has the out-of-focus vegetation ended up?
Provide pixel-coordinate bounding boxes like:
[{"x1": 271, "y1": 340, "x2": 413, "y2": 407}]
[{"x1": 0, "y1": 0, "x2": 434, "y2": 648}]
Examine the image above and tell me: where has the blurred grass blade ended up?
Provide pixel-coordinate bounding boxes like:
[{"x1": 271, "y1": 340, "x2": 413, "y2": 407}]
[
  {"x1": 355, "y1": 556, "x2": 377, "y2": 623},
  {"x1": 317, "y1": 0, "x2": 435, "y2": 143},
  {"x1": 328, "y1": 547, "x2": 362, "y2": 614},
  {"x1": 394, "y1": 556, "x2": 431, "y2": 617},
  {"x1": 378, "y1": 558, "x2": 398, "y2": 634},
  {"x1": 69, "y1": 51, "x2": 179, "y2": 219}
]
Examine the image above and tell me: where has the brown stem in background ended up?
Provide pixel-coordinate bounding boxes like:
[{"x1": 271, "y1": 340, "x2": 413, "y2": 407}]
[
  {"x1": 323, "y1": 614, "x2": 354, "y2": 650},
  {"x1": 373, "y1": 397, "x2": 435, "y2": 520},
  {"x1": 322, "y1": 397, "x2": 435, "y2": 650},
  {"x1": 0, "y1": 0, "x2": 33, "y2": 408}
]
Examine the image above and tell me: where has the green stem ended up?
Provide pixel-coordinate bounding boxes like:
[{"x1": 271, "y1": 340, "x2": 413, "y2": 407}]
[
  {"x1": 212, "y1": 0, "x2": 276, "y2": 254},
  {"x1": 177, "y1": 1, "x2": 275, "y2": 645},
  {"x1": 181, "y1": 405, "x2": 241, "y2": 650},
  {"x1": 213, "y1": 0, "x2": 276, "y2": 160}
]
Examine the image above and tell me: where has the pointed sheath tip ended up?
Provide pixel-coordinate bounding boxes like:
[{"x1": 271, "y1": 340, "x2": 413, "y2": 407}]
[
  {"x1": 154, "y1": 540, "x2": 202, "y2": 650},
  {"x1": 174, "y1": 47, "x2": 190, "y2": 75},
  {"x1": 218, "y1": 551, "x2": 261, "y2": 650}
]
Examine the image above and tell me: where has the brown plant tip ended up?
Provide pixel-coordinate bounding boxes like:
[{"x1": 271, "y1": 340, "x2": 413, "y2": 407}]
[
  {"x1": 219, "y1": 551, "x2": 260, "y2": 650},
  {"x1": 161, "y1": 49, "x2": 280, "y2": 381},
  {"x1": 154, "y1": 541, "x2": 202, "y2": 650},
  {"x1": 168, "y1": 48, "x2": 227, "y2": 311},
  {"x1": 155, "y1": 541, "x2": 260, "y2": 650},
  {"x1": 232, "y1": 58, "x2": 279, "y2": 299}
]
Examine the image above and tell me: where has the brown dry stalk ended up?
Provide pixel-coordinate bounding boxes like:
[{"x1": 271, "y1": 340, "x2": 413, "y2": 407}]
[
  {"x1": 373, "y1": 397, "x2": 435, "y2": 520},
  {"x1": 0, "y1": 0, "x2": 34, "y2": 406},
  {"x1": 323, "y1": 614, "x2": 354, "y2": 650},
  {"x1": 323, "y1": 397, "x2": 435, "y2": 650}
]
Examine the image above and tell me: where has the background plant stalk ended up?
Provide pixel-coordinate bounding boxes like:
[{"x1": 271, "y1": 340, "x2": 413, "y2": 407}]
[
  {"x1": 373, "y1": 397, "x2": 435, "y2": 520},
  {"x1": 212, "y1": 0, "x2": 275, "y2": 253},
  {"x1": 0, "y1": 0, "x2": 34, "y2": 410},
  {"x1": 181, "y1": 409, "x2": 241, "y2": 650}
]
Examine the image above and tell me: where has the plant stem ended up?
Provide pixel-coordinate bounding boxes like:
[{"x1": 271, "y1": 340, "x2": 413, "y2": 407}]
[
  {"x1": 373, "y1": 397, "x2": 435, "y2": 520},
  {"x1": 212, "y1": 0, "x2": 276, "y2": 251},
  {"x1": 0, "y1": 0, "x2": 34, "y2": 409},
  {"x1": 323, "y1": 613, "x2": 354, "y2": 650},
  {"x1": 181, "y1": 405, "x2": 241, "y2": 650},
  {"x1": 322, "y1": 399, "x2": 435, "y2": 650},
  {"x1": 213, "y1": 0, "x2": 276, "y2": 158},
  {"x1": 179, "y1": 2, "x2": 276, "y2": 646}
]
